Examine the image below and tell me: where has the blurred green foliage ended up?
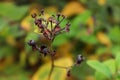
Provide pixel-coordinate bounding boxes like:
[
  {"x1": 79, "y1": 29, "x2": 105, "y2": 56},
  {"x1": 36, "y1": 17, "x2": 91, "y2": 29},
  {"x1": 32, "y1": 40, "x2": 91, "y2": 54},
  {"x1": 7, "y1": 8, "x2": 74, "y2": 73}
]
[{"x1": 0, "y1": 0, "x2": 120, "y2": 80}]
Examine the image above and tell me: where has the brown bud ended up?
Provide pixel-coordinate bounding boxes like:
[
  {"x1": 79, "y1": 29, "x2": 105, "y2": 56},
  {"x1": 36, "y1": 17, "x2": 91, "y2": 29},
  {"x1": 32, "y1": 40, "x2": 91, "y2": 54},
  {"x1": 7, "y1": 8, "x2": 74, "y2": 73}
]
[
  {"x1": 65, "y1": 22, "x2": 70, "y2": 32},
  {"x1": 31, "y1": 13, "x2": 37, "y2": 18},
  {"x1": 41, "y1": 9, "x2": 44, "y2": 15}
]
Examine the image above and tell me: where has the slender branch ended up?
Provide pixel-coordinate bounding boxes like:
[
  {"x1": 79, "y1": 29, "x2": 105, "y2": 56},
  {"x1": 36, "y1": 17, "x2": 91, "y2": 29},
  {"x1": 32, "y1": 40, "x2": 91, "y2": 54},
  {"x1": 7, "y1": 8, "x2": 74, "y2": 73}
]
[{"x1": 48, "y1": 56, "x2": 54, "y2": 80}]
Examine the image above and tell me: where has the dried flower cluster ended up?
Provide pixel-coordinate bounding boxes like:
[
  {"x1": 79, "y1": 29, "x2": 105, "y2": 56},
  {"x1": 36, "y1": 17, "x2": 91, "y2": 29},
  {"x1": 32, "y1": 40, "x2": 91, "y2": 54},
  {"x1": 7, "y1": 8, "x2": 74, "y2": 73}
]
[
  {"x1": 28, "y1": 9, "x2": 84, "y2": 80},
  {"x1": 31, "y1": 9, "x2": 70, "y2": 41}
]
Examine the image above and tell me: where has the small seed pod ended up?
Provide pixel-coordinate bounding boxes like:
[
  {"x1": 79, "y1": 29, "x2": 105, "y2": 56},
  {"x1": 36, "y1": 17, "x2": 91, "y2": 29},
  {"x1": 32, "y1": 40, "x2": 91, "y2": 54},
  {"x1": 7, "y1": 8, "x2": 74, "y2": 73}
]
[
  {"x1": 39, "y1": 45, "x2": 49, "y2": 56},
  {"x1": 76, "y1": 54, "x2": 84, "y2": 65},
  {"x1": 42, "y1": 48, "x2": 48, "y2": 56},
  {"x1": 28, "y1": 40, "x2": 36, "y2": 46},
  {"x1": 31, "y1": 13, "x2": 37, "y2": 18},
  {"x1": 65, "y1": 22, "x2": 70, "y2": 32},
  {"x1": 28, "y1": 40, "x2": 37, "y2": 51}
]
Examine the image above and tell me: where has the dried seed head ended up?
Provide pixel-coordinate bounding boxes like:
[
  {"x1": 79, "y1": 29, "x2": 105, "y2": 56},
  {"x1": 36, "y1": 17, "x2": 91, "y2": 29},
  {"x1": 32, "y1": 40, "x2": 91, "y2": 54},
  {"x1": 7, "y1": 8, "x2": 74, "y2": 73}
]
[{"x1": 31, "y1": 9, "x2": 70, "y2": 42}]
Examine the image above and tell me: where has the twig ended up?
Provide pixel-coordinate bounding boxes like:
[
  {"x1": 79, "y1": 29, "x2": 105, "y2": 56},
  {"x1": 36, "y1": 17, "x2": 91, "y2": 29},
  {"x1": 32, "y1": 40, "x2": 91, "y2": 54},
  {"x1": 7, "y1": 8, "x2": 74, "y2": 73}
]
[{"x1": 48, "y1": 56, "x2": 54, "y2": 80}]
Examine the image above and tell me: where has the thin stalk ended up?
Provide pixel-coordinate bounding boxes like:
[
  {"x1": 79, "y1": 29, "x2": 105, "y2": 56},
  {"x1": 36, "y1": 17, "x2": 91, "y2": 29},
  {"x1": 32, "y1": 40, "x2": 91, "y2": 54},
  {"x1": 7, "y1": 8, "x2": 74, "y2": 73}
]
[{"x1": 48, "y1": 56, "x2": 54, "y2": 80}]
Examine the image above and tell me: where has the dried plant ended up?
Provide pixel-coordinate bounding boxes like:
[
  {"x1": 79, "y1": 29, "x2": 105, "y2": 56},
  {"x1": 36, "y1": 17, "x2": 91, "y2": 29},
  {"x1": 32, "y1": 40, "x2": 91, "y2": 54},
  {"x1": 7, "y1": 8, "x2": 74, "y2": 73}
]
[{"x1": 28, "y1": 9, "x2": 84, "y2": 80}]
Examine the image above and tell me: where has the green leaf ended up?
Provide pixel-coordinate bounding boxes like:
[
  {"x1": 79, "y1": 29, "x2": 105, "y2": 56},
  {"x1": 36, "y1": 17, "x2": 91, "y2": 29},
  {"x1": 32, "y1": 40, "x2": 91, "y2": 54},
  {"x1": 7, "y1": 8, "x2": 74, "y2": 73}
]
[
  {"x1": 72, "y1": 10, "x2": 91, "y2": 26},
  {"x1": 103, "y1": 59, "x2": 116, "y2": 75},
  {"x1": 0, "y1": 46, "x2": 15, "y2": 57},
  {"x1": 111, "y1": 45, "x2": 120, "y2": 56},
  {"x1": 1, "y1": 64, "x2": 30, "y2": 80},
  {"x1": 8, "y1": 25, "x2": 25, "y2": 37},
  {"x1": 0, "y1": 18, "x2": 8, "y2": 31},
  {"x1": 95, "y1": 71, "x2": 107, "y2": 80},
  {"x1": 53, "y1": 34, "x2": 68, "y2": 46},
  {"x1": 96, "y1": 47, "x2": 107, "y2": 55},
  {"x1": 95, "y1": 59, "x2": 116, "y2": 80},
  {"x1": 25, "y1": 32, "x2": 39, "y2": 42},
  {"x1": 72, "y1": 62, "x2": 94, "y2": 80},
  {"x1": 108, "y1": 26, "x2": 120, "y2": 43},
  {"x1": 79, "y1": 33, "x2": 98, "y2": 44},
  {"x1": 87, "y1": 60, "x2": 112, "y2": 79},
  {"x1": 115, "y1": 52, "x2": 120, "y2": 69},
  {"x1": 0, "y1": 2, "x2": 29, "y2": 20},
  {"x1": 70, "y1": 10, "x2": 91, "y2": 37}
]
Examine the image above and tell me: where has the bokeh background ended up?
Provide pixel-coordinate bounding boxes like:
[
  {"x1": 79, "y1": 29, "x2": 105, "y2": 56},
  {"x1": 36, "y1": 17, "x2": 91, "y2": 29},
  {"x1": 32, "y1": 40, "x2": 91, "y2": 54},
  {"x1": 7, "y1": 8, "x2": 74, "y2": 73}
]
[{"x1": 0, "y1": 0, "x2": 120, "y2": 80}]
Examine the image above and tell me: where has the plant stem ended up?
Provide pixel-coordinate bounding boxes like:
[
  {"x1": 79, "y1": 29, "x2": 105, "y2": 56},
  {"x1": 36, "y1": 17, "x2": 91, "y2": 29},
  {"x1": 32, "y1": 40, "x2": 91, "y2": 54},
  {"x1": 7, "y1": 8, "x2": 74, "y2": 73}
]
[{"x1": 48, "y1": 56, "x2": 54, "y2": 80}]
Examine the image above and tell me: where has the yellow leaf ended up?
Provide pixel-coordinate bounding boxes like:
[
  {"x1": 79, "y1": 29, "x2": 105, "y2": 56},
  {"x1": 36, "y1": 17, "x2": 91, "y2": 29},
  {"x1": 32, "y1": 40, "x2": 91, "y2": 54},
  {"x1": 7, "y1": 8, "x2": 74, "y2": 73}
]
[
  {"x1": 32, "y1": 57, "x2": 73, "y2": 80},
  {"x1": 56, "y1": 42, "x2": 73, "y2": 58},
  {"x1": 86, "y1": 75, "x2": 95, "y2": 80},
  {"x1": 98, "y1": 0, "x2": 106, "y2": 6},
  {"x1": 6, "y1": 36, "x2": 16, "y2": 46},
  {"x1": 21, "y1": 15, "x2": 33, "y2": 32},
  {"x1": 21, "y1": 8, "x2": 38, "y2": 32},
  {"x1": 45, "y1": 6, "x2": 58, "y2": 15},
  {"x1": 20, "y1": 51, "x2": 27, "y2": 66},
  {"x1": 62, "y1": 1, "x2": 85, "y2": 17},
  {"x1": 97, "y1": 32, "x2": 111, "y2": 47},
  {"x1": 87, "y1": 17, "x2": 94, "y2": 27}
]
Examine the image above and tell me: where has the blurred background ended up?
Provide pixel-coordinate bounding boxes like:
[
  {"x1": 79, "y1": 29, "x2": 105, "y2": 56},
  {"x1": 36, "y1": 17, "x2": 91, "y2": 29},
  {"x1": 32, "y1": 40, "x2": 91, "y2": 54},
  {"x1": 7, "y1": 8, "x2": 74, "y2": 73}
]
[{"x1": 0, "y1": 0, "x2": 120, "y2": 80}]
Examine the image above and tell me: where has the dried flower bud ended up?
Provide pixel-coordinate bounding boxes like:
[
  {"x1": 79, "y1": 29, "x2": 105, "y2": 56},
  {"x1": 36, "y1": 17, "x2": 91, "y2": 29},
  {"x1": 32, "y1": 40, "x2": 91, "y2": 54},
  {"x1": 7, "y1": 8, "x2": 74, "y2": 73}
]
[
  {"x1": 65, "y1": 22, "x2": 70, "y2": 32},
  {"x1": 76, "y1": 54, "x2": 84, "y2": 65},
  {"x1": 31, "y1": 13, "x2": 37, "y2": 18},
  {"x1": 35, "y1": 18, "x2": 42, "y2": 26},
  {"x1": 28, "y1": 40, "x2": 37, "y2": 51},
  {"x1": 41, "y1": 9, "x2": 44, "y2": 15},
  {"x1": 62, "y1": 14, "x2": 66, "y2": 19},
  {"x1": 56, "y1": 13, "x2": 61, "y2": 21},
  {"x1": 43, "y1": 29, "x2": 51, "y2": 39},
  {"x1": 54, "y1": 25, "x2": 61, "y2": 32},
  {"x1": 42, "y1": 48, "x2": 48, "y2": 56},
  {"x1": 48, "y1": 17, "x2": 57, "y2": 23},
  {"x1": 28, "y1": 40, "x2": 35, "y2": 46},
  {"x1": 48, "y1": 17, "x2": 53, "y2": 22},
  {"x1": 57, "y1": 12, "x2": 61, "y2": 17},
  {"x1": 39, "y1": 45, "x2": 49, "y2": 56}
]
